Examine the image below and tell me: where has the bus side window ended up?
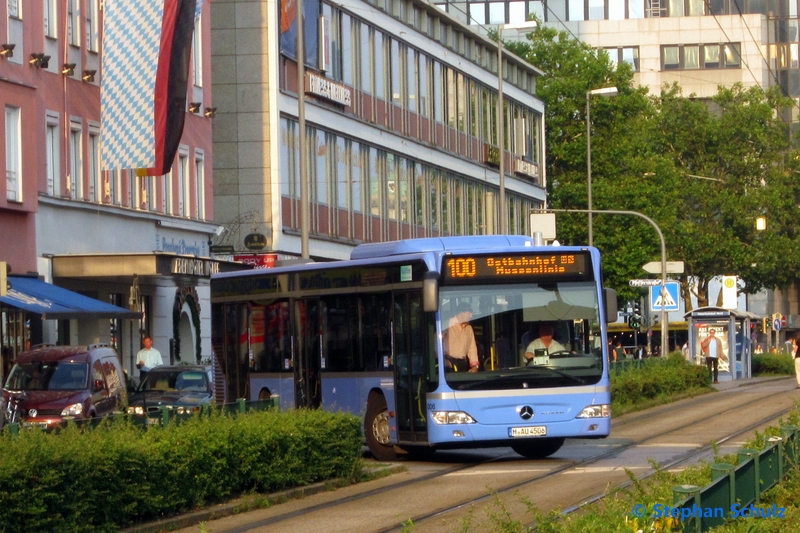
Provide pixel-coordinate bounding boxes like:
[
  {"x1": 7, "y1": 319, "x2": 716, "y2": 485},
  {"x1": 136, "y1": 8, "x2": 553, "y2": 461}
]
[{"x1": 360, "y1": 294, "x2": 392, "y2": 371}]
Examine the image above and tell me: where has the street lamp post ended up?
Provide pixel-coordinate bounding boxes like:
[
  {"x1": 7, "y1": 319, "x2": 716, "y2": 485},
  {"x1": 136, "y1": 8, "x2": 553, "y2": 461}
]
[
  {"x1": 586, "y1": 86, "x2": 618, "y2": 246},
  {"x1": 496, "y1": 22, "x2": 537, "y2": 235}
]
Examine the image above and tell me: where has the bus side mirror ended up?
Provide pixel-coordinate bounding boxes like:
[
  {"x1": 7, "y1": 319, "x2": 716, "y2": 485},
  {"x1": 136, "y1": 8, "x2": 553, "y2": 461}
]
[
  {"x1": 423, "y1": 275, "x2": 439, "y2": 312},
  {"x1": 604, "y1": 288, "x2": 618, "y2": 323}
]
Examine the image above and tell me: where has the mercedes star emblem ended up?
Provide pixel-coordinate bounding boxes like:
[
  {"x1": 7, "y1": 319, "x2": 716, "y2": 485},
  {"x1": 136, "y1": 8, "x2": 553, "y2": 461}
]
[{"x1": 519, "y1": 406, "x2": 534, "y2": 420}]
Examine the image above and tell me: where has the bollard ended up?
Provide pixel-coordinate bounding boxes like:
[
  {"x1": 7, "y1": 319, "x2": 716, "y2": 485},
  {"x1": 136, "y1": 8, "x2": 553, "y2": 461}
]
[
  {"x1": 738, "y1": 448, "x2": 760, "y2": 504},
  {"x1": 237, "y1": 397, "x2": 246, "y2": 413},
  {"x1": 159, "y1": 405, "x2": 171, "y2": 427},
  {"x1": 710, "y1": 463, "x2": 735, "y2": 512},
  {"x1": 672, "y1": 485, "x2": 701, "y2": 533},
  {"x1": 767, "y1": 436, "x2": 784, "y2": 482}
]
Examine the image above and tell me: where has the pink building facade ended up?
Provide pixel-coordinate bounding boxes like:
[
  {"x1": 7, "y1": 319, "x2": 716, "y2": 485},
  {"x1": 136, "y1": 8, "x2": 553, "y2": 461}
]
[{"x1": 1, "y1": 1, "x2": 226, "y2": 381}]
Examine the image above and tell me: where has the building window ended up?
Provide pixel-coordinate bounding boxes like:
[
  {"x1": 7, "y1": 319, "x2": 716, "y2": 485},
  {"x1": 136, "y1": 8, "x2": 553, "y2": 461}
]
[
  {"x1": 69, "y1": 122, "x2": 83, "y2": 200},
  {"x1": 179, "y1": 150, "x2": 190, "y2": 217},
  {"x1": 68, "y1": 0, "x2": 80, "y2": 47},
  {"x1": 5, "y1": 106, "x2": 21, "y2": 202},
  {"x1": 86, "y1": 0, "x2": 99, "y2": 52},
  {"x1": 724, "y1": 43, "x2": 741, "y2": 68},
  {"x1": 663, "y1": 46, "x2": 680, "y2": 70},
  {"x1": 111, "y1": 170, "x2": 122, "y2": 205},
  {"x1": 163, "y1": 172, "x2": 172, "y2": 214},
  {"x1": 46, "y1": 115, "x2": 60, "y2": 196},
  {"x1": 138, "y1": 174, "x2": 151, "y2": 210},
  {"x1": 606, "y1": 46, "x2": 641, "y2": 71},
  {"x1": 192, "y1": 13, "x2": 202, "y2": 87},
  {"x1": 661, "y1": 43, "x2": 741, "y2": 70},
  {"x1": 88, "y1": 129, "x2": 100, "y2": 201},
  {"x1": 684, "y1": 45, "x2": 700, "y2": 69},
  {"x1": 44, "y1": 0, "x2": 57, "y2": 37},
  {"x1": 7, "y1": 0, "x2": 19, "y2": 18},
  {"x1": 195, "y1": 150, "x2": 205, "y2": 220}
]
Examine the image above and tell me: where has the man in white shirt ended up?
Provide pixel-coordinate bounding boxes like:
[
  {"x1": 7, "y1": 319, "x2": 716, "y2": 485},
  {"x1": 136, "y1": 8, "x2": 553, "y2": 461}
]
[
  {"x1": 136, "y1": 336, "x2": 164, "y2": 382},
  {"x1": 701, "y1": 329, "x2": 724, "y2": 383},
  {"x1": 524, "y1": 323, "x2": 566, "y2": 363}
]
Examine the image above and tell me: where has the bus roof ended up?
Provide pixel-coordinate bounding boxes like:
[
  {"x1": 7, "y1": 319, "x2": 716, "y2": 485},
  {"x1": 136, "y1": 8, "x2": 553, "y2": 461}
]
[{"x1": 350, "y1": 235, "x2": 536, "y2": 260}]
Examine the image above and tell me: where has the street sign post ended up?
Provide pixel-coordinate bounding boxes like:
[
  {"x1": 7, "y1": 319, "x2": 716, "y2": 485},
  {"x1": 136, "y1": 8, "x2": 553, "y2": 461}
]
[
  {"x1": 629, "y1": 279, "x2": 663, "y2": 287},
  {"x1": 642, "y1": 261, "x2": 685, "y2": 274}
]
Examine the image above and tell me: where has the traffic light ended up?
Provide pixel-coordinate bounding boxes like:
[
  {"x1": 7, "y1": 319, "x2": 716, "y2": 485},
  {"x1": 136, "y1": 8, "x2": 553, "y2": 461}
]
[
  {"x1": 762, "y1": 317, "x2": 769, "y2": 332},
  {"x1": 628, "y1": 300, "x2": 642, "y2": 329}
]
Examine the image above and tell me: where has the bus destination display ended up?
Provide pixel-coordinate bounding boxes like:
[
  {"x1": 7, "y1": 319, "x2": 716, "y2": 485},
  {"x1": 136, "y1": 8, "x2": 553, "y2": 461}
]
[{"x1": 443, "y1": 253, "x2": 588, "y2": 284}]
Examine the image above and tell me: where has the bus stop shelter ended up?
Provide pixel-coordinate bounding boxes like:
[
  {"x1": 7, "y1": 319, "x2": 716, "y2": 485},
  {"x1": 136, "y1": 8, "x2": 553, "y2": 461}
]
[{"x1": 684, "y1": 306, "x2": 756, "y2": 380}]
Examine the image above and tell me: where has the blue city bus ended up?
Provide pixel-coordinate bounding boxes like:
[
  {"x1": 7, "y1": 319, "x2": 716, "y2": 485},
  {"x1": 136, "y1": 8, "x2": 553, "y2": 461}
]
[{"x1": 210, "y1": 236, "x2": 617, "y2": 460}]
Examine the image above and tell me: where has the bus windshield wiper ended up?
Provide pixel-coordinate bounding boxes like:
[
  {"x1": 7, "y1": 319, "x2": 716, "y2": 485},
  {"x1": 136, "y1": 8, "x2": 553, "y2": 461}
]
[{"x1": 532, "y1": 367, "x2": 588, "y2": 384}]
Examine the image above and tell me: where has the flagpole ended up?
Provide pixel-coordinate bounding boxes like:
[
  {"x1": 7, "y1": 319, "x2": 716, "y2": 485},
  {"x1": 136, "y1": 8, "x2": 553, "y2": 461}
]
[{"x1": 297, "y1": 0, "x2": 309, "y2": 259}]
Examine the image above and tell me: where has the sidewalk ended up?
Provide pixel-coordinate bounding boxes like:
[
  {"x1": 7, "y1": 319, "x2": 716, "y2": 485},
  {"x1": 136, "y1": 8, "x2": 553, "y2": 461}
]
[{"x1": 711, "y1": 372, "x2": 791, "y2": 391}]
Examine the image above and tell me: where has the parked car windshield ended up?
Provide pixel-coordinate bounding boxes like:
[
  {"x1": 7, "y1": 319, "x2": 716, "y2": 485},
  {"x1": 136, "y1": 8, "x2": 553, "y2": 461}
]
[
  {"x1": 5, "y1": 362, "x2": 89, "y2": 391},
  {"x1": 138, "y1": 369, "x2": 210, "y2": 393}
]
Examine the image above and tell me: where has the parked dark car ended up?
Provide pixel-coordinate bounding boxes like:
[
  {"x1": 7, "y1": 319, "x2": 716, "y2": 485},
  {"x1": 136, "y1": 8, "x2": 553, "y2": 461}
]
[
  {"x1": 2, "y1": 344, "x2": 127, "y2": 428},
  {"x1": 127, "y1": 365, "x2": 214, "y2": 416}
]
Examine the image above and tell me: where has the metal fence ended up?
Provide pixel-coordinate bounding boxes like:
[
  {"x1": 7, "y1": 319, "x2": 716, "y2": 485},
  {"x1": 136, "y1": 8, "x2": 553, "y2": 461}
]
[
  {"x1": 2, "y1": 397, "x2": 277, "y2": 435},
  {"x1": 672, "y1": 425, "x2": 799, "y2": 532}
]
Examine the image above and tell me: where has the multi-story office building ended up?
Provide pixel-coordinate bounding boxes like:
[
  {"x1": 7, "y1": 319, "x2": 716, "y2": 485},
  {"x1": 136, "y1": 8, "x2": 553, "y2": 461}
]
[
  {"x1": 211, "y1": 0, "x2": 547, "y2": 261},
  {"x1": 0, "y1": 1, "x2": 229, "y2": 380}
]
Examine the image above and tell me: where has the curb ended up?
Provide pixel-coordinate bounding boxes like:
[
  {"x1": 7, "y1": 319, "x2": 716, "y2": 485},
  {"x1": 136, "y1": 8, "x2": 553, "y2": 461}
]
[{"x1": 120, "y1": 464, "x2": 407, "y2": 533}]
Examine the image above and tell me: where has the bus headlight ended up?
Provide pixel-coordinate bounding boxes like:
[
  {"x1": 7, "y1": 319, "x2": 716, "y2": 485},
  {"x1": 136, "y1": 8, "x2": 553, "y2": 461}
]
[
  {"x1": 127, "y1": 406, "x2": 145, "y2": 415},
  {"x1": 575, "y1": 405, "x2": 610, "y2": 418},
  {"x1": 431, "y1": 411, "x2": 476, "y2": 425}
]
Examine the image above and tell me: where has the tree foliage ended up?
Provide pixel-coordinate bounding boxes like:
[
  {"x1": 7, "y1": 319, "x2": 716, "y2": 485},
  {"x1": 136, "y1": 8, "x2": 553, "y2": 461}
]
[{"x1": 508, "y1": 22, "x2": 800, "y2": 309}]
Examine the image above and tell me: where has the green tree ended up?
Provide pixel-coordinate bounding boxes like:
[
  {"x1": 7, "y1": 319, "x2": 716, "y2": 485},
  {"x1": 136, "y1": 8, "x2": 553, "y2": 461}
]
[
  {"x1": 649, "y1": 83, "x2": 800, "y2": 307},
  {"x1": 507, "y1": 22, "x2": 665, "y2": 305}
]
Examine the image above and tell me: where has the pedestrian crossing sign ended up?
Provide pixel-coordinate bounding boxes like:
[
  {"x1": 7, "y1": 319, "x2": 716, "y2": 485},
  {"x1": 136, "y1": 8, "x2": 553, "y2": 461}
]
[{"x1": 650, "y1": 281, "x2": 680, "y2": 311}]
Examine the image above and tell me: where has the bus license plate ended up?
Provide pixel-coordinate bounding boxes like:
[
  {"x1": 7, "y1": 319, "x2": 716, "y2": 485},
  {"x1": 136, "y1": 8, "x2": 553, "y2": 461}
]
[{"x1": 510, "y1": 426, "x2": 547, "y2": 437}]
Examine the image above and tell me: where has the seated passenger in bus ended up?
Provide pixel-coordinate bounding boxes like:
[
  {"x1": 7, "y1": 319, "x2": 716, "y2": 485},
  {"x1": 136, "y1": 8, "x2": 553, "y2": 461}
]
[
  {"x1": 524, "y1": 322, "x2": 566, "y2": 364},
  {"x1": 442, "y1": 303, "x2": 479, "y2": 372}
]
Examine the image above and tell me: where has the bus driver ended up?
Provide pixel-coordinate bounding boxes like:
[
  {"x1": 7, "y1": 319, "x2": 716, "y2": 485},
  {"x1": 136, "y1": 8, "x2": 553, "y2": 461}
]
[
  {"x1": 443, "y1": 303, "x2": 479, "y2": 372},
  {"x1": 524, "y1": 322, "x2": 566, "y2": 363}
]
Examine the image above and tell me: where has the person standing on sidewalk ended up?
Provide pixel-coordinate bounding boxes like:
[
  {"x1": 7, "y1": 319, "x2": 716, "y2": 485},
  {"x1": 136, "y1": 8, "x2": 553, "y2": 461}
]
[
  {"x1": 701, "y1": 329, "x2": 724, "y2": 384},
  {"x1": 792, "y1": 337, "x2": 800, "y2": 388},
  {"x1": 136, "y1": 336, "x2": 163, "y2": 384}
]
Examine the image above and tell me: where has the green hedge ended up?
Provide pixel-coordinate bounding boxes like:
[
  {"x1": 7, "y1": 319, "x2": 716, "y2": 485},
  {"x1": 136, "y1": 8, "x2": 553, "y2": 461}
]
[
  {"x1": 611, "y1": 354, "x2": 711, "y2": 413},
  {"x1": 0, "y1": 409, "x2": 362, "y2": 533},
  {"x1": 752, "y1": 352, "x2": 795, "y2": 376}
]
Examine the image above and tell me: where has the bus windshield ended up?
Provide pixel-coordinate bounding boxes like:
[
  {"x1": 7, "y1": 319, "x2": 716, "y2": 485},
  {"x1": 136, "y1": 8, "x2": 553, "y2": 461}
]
[{"x1": 439, "y1": 281, "x2": 603, "y2": 390}]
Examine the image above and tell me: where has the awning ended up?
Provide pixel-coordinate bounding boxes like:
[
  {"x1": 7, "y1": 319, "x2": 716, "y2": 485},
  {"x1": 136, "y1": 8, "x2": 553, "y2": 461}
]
[{"x1": 0, "y1": 276, "x2": 141, "y2": 319}]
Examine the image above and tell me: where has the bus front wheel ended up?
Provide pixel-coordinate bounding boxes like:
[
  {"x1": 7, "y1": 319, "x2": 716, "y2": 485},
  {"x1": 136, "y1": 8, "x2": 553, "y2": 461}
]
[
  {"x1": 511, "y1": 437, "x2": 565, "y2": 459},
  {"x1": 365, "y1": 396, "x2": 397, "y2": 462}
]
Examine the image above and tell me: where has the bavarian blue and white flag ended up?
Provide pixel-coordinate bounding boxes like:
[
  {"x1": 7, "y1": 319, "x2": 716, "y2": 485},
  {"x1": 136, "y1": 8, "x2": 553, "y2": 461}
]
[{"x1": 101, "y1": 0, "x2": 199, "y2": 176}]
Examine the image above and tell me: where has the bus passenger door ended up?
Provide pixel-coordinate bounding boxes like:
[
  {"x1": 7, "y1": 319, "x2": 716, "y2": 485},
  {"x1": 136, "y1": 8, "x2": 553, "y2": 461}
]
[
  {"x1": 393, "y1": 292, "x2": 429, "y2": 444},
  {"x1": 294, "y1": 299, "x2": 322, "y2": 408}
]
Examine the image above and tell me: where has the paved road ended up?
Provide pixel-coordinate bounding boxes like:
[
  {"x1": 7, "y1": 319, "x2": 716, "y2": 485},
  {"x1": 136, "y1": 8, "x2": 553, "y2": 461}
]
[{"x1": 129, "y1": 376, "x2": 797, "y2": 533}]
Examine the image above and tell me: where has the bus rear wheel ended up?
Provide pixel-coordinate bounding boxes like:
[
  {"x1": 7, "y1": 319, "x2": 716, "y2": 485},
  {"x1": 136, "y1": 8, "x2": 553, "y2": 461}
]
[
  {"x1": 365, "y1": 396, "x2": 397, "y2": 462},
  {"x1": 511, "y1": 437, "x2": 565, "y2": 459}
]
